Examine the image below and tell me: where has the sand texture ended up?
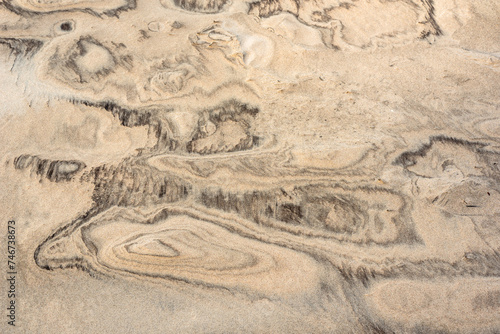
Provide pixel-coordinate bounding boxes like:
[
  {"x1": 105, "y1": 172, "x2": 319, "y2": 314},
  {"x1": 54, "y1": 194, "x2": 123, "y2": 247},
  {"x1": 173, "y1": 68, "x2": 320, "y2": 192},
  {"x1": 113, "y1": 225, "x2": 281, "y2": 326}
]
[{"x1": 0, "y1": 0, "x2": 499, "y2": 333}]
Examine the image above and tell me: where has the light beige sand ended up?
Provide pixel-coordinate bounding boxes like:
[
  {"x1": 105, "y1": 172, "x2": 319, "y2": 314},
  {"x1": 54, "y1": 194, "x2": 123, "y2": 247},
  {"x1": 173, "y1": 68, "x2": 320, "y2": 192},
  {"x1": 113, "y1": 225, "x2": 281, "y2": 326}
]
[{"x1": 0, "y1": 0, "x2": 499, "y2": 333}]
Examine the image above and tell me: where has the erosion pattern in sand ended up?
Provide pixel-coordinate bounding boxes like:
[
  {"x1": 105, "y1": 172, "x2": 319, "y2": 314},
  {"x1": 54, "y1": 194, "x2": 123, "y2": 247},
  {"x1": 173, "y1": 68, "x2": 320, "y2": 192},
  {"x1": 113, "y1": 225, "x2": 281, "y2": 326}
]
[{"x1": 0, "y1": 0, "x2": 499, "y2": 333}]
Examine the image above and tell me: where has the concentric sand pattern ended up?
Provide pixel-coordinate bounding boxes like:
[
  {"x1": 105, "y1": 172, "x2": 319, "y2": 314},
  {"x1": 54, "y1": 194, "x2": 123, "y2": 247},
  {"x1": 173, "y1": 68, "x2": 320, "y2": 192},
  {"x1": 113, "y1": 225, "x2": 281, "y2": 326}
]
[{"x1": 37, "y1": 206, "x2": 323, "y2": 297}]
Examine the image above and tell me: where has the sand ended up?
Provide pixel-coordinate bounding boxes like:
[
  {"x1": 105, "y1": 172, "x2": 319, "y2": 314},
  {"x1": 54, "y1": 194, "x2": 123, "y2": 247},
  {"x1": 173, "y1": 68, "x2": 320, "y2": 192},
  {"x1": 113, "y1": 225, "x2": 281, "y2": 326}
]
[{"x1": 0, "y1": 0, "x2": 499, "y2": 333}]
